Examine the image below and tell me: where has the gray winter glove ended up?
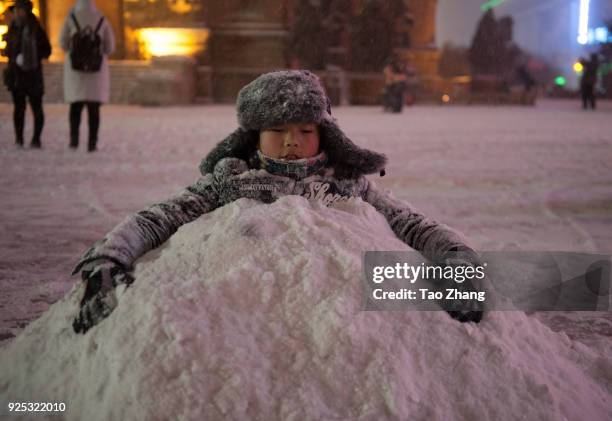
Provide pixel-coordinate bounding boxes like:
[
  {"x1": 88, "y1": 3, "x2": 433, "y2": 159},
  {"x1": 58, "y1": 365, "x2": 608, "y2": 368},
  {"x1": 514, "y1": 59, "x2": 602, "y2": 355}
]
[
  {"x1": 439, "y1": 255, "x2": 485, "y2": 323},
  {"x1": 212, "y1": 157, "x2": 300, "y2": 205},
  {"x1": 425, "y1": 248, "x2": 485, "y2": 323},
  {"x1": 73, "y1": 259, "x2": 134, "y2": 334}
]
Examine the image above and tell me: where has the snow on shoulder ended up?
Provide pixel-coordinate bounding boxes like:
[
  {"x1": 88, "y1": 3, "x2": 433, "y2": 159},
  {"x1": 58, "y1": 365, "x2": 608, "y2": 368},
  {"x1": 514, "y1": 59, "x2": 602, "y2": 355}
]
[{"x1": 1, "y1": 196, "x2": 610, "y2": 420}]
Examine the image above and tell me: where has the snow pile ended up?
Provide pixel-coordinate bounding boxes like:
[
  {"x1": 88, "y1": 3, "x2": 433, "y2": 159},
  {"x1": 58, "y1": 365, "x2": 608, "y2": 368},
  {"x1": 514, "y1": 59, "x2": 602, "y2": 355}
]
[{"x1": 1, "y1": 196, "x2": 611, "y2": 420}]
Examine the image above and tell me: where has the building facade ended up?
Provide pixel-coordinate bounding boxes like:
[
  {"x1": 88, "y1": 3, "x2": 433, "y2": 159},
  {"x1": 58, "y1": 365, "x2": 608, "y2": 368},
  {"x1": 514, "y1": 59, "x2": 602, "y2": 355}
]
[{"x1": 1, "y1": 0, "x2": 439, "y2": 103}]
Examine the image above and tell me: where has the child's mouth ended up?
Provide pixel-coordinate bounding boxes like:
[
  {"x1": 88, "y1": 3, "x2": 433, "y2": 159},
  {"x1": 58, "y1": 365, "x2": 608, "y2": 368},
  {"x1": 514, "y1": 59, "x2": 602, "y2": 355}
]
[{"x1": 282, "y1": 154, "x2": 300, "y2": 160}]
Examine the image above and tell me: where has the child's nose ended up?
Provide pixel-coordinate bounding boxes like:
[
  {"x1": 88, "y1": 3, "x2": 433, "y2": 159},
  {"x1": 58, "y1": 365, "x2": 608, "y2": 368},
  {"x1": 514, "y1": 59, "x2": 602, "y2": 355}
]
[{"x1": 284, "y1": 130, "x2": 302, "y2": 147}]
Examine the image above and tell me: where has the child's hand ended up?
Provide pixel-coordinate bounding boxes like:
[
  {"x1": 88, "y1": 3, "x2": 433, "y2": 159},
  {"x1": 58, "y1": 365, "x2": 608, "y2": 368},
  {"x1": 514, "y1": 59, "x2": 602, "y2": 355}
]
[
  {"x1": 445, "y1": 299, "x2": 484, "y2": 323},
  {"x1": 73, "y1": 260, "x2": 134, "y2": 334},
  {"x1": 213, "y1": 158, "x2": 297, "y2": 204},
  {"x1": 438, "y1": 254, "x2": 485, "y2": 323}
]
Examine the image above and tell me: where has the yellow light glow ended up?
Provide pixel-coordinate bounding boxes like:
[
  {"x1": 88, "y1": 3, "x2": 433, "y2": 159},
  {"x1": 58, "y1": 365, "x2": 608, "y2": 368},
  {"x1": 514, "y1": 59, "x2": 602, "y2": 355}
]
[
  {"x1": 0, "y1": 24, "x2": 7, "y2": 51},
  {"x1": 573, "y1": 62, "x2": 584, "y2": 73},
  {"x1": 136, "y1": 27, "x2": 209, "y2": 58},
  {"x1": 442, "y1": 94, "x2": 450, "y2": 103},
  {"x1": 452, "y1": 75, "x2": 471, "y2": 84},
  {"x1": 0, "y1": 4, "x2": 38, "y2": 16},
  {"x1": 167, "y1": 0, "x2": 194, "y2": 14}
]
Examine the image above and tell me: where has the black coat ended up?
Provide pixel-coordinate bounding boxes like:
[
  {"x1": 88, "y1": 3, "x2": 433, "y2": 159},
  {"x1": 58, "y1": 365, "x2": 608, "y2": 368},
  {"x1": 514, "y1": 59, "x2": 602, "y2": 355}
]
[{"x1": 3, "y1": 14, "x2": 51, "y2": 95}]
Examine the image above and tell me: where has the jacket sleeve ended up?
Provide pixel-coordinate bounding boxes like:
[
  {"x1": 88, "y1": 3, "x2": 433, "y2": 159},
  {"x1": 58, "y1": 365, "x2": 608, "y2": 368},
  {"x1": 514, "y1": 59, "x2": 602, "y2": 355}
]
[
  {"x1": 362, "y1": 179, "x2": 479, "y2": 264},
  {"x1": 102, "y1": 17, "x2": 115, "y2": 56},
  {"x1": 59, "y1": 15, "x2": 71, "y2": 52},
  {"x1": 72, "y1": 174, "x2": 219, "y2": 274}
]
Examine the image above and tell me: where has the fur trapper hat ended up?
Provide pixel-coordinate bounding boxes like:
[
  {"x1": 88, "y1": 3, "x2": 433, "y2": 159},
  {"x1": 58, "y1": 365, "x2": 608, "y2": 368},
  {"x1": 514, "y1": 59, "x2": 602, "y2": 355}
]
[{"x1": 200, "y1": 70, "x2": 387, "y2": 180}]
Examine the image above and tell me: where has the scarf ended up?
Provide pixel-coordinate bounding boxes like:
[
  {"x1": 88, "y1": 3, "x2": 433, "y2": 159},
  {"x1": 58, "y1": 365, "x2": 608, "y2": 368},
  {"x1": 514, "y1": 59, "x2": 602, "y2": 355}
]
[{"x1": 255, "y1": 150, "x2": 328, "y2": 180}]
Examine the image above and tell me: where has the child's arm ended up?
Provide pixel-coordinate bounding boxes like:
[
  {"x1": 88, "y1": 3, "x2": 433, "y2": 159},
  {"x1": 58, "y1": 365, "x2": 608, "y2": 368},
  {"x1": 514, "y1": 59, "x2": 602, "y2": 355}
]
[
  {"x1": 363, "y1": 180, "x2": 478, "y2": 263},
  {"x1": 71, "y1": 163, "x2": 299, "y2": 333},
  {"x1": 75, "y1": 158, "x2": 299, "y2": 272},
  {"x1": 72, "y1": 174, "x2": 219, "y2": 274},
  {"x1": 363, "y1": 180, "x2": 484, "y2": 323},
  {"x1": 72, "y1": 174, "x2": 219, "y2": 333}
]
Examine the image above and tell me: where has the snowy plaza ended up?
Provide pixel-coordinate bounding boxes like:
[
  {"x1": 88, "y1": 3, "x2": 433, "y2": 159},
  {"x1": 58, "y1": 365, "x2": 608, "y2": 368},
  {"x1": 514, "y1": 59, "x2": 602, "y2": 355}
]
[{"x1": 1, "y1": 100, "x2": 611, "y2": 419}]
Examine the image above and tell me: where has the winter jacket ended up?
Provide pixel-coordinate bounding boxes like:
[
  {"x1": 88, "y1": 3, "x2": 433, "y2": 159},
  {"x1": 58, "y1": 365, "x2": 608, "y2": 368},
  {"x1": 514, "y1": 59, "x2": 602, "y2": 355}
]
[
  {"x1": 3, "y1": 15, "x2": 51, "y2": 95},
  {"x1": 59, "y1": 0, "x2": 115, "y2": 103},
  {"x1": 73, "y1": 155, "x2": 477, "y2": 275}
]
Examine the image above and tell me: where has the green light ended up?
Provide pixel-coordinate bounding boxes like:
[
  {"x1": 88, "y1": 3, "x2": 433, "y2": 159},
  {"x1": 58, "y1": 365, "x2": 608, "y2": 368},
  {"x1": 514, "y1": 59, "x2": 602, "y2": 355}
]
[
  {"x1": 555, "y1": 76, "x2": 566, "y2": 86},
  {"x1": 481, "y1": 0, "x2": 506, "y2": 11},
  {"x1": 598, "y1": 63, "x2": 612, "y2": 76}
]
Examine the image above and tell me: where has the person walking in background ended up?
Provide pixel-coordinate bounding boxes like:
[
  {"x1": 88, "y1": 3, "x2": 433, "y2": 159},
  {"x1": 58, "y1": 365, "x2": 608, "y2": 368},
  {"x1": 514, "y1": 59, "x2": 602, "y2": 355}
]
[
  {"x1": 382, "y1": 57, "x2": 408, "y2": 113},
  {"x1": 516, "y1": 64, "x2": 536, "y2": 105},
  {"x1": 516, "y1": 64, "x2": 535, "y2": 93},
  {"x1": 2, "y1": 0, "x2": 51, "y2": 148},
  {"x1": 580, "y1": 53, "x2": 599, "y2": 110},
  {"x1": 60, "y1": 0, "x2": 114, "y2": 152}
]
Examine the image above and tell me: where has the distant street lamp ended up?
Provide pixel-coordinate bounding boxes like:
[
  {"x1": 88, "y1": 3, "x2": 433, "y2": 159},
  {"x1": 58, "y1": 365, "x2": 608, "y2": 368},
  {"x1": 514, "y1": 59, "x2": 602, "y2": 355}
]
[
  {"x1": 573, "y1": 61, "x2": 584, "y2": 73},
  {"x1": 577, "y1": 0, "x2": 590, "y2": 45}
]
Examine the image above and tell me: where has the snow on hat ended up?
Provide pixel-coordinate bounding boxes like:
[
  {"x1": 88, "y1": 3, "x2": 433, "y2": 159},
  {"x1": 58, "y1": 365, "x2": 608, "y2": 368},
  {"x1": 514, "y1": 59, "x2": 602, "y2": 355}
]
[{"x1": 200, "y1": 70, "x2": 387, "y2": 179}]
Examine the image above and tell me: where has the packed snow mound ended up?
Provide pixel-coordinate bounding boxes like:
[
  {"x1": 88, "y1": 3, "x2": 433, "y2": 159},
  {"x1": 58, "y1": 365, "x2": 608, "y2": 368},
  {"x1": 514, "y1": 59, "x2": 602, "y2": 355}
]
[{"x1": 1, "y1": 196, "x2": 611, "y2": 421}]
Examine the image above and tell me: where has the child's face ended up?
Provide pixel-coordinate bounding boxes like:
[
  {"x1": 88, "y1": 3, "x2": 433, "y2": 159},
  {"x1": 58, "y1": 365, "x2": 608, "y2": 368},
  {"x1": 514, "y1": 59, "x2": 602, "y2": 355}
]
[{"x1": 259, "y1": 123, "x2": 320, "y2": 160}]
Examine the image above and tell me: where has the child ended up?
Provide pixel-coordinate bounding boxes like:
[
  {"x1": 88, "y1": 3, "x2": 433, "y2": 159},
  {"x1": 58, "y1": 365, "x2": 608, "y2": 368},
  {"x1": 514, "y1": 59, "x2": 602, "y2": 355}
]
[{"x1": 72, "y1": 70, "x2": 483, "y2": 333}]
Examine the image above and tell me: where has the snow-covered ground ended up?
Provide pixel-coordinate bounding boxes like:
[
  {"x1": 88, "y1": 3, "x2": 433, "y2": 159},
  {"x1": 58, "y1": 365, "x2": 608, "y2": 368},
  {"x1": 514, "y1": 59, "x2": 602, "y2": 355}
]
[{"x1": 0, "y1": 99, "x2": 611, "y2": 419}]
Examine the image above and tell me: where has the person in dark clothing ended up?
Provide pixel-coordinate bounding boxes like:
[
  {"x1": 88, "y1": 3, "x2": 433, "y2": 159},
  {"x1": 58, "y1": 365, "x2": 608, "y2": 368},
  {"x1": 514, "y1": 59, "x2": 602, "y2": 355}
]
[
  {"x1": 2, "y1": 0, "x2": 52, "y2": 148},
  {"x1": 516, "y1": 65, "x2": 535, "y2": 92},
  {"x1": 516, "y1": 64, "x2": 536, "y2": 105},
  {"x1": 580, "y1": 54, "x2": 599, "y2": 110},
  {"x1": 382, "y1": 58, "x2": 408, "y2": 113}
]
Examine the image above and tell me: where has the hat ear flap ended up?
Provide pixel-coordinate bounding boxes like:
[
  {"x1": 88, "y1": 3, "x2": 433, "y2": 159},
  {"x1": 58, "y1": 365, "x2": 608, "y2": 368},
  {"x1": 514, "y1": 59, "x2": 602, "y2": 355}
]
[
  {"x1": 319, "y1": 118, "x2": 387, "y2": 179},
  {"x1": 199, "y1": 128, "x2": 259, "y2": 175}
]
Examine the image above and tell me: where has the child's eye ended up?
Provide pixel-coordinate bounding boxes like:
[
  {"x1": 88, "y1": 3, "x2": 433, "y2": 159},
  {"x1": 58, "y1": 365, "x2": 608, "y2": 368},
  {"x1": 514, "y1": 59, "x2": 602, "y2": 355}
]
[{"x1": 301, "y1": 130, "x2": 313, "y2": 133}]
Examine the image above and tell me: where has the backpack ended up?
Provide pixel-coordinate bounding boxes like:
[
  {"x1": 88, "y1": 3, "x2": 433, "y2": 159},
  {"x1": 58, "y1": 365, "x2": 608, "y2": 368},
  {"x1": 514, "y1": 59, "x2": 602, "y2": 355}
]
[{"x1": 69, "y1": 14, "x2": 104, "y2": 72}]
